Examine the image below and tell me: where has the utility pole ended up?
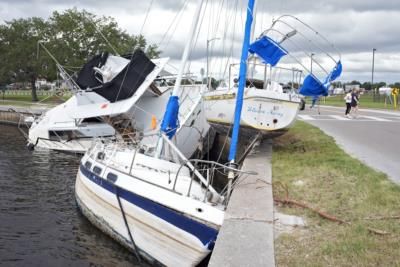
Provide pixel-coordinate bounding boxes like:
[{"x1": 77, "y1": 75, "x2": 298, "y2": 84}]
[
  {"x1": 206, "y1": 37, "x2": 220, "y2": 90},
  {"x1": 372, "y1": 48, "x2": 376, "y2": 101}
]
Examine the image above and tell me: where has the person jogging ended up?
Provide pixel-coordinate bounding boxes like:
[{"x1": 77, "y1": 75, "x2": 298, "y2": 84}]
[
  {"x1": 350, "y1": 89, "x2": 360, "y2": 118},
  {"x1": 344, "y1": 91, "x2": 352, "y2": 117}
]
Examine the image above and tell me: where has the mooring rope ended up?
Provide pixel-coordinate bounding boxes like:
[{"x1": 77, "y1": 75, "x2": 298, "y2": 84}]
[{"x1": 115, "y1": 187, "x2": 142, "y2": 263}]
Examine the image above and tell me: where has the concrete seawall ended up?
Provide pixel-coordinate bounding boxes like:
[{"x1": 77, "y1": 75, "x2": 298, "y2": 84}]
[
  {"x1": 0, "y1": 106, "x2": 45, "y2": 127},
  {"x1": 209, "y1": 139, "x2": 275, "y2": 266}
]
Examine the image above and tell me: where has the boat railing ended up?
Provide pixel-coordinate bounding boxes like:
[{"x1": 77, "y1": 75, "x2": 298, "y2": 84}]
[
  {"x1": 160, "y1": 134, "x2": 224, "y2": 203},
  {"x1": 86, "y1": 132, "x2": 231, "y2": 205},
  {"x1": 228, "y1": 61, "x2": 304, "y2": 92},
  {"x1": 173, "y1": 159, "x2": 258, "y2": 205},
  {"x1": 86, "y1": 139, "x2": 207, "y2": 198}
]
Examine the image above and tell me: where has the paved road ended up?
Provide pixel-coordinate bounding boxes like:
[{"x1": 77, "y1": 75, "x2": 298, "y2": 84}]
[{"x1": 298, "y1": 106, "x2": 400, "y2": 183}]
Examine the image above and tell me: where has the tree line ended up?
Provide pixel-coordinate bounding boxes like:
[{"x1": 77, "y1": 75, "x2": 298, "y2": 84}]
[
  {"x1": 0, "y1": 8, "x2": 160, "y2": 101},
  {"x1": 332, "y1": 81, "x2": 400, "y2": 90}
]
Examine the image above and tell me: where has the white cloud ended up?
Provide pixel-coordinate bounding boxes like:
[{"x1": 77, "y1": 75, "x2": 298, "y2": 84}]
[{"x1": 1, "y1": 0, "x2": 400, "y2": 83}]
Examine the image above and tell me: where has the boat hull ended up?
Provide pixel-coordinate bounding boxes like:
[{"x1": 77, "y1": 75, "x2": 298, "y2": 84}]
[
  {"x1": 204, "y1": 88, "x2": 300, "y2": 137},
  {"x1": 75, "y1": 164, "x2": 218, "y2": 266},
  {"x1": 32, "y1": 138, "x2": 95, "y2": 153}
]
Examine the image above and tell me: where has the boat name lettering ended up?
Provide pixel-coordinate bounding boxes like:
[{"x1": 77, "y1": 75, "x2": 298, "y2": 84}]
[
  {"x1": 247, "y1": 106, "x2": 266, "y2": 114},
  {"x1": 269, "y1": 110, "x2": 284, "y2": 117}
]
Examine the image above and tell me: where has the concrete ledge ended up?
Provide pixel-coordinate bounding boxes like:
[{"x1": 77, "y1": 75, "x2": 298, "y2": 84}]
[{"x1": 209, "y1": 139, "x2": 275, "y2": 267}]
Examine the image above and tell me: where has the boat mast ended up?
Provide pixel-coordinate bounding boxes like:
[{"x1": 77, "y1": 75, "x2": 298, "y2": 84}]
[
  {"x1": 226, "y1": 0, "x2": 256, "y2": 199},
  {"x1": 157, "y1": 0, "x2": 204, "y2": 156},
  {"x1": 171, "y1": 0, "x2": 204, "y2": 97}
]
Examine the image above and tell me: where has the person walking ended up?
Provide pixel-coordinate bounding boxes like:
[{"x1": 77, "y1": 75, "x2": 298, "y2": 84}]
[
  {"x1": 350, "y1": 89, "x2": 360, "y2": 118},
  {"x1": 310, "y1": 95, "x2": 318, "y2": 109},
  {"x1": 344, "y1": 91, "x2": 352, "y2": 117}
]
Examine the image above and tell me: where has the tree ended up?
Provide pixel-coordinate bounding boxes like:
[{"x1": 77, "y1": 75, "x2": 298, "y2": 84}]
[
  {"x1": 0, "y1": 17, "x2": 51, "y2": 101},
  {"x1": 46, "y1": 8, "x2": 160, "y2": 69},
  {"x1": 0, "y1": 8, "x2": 161, "y2": 102},
  {"x1": 376, "y1": 81, "x2": 386, "y2": 88},
  {"x1": 349, "y1": 80, "x2": 361, "y2": 85},
  {"x1": 362, "y1": 82, "x2": 372, "y2": 90},
  {"x1": 389, "y1": 82, "x2": 400, "y2": 88}
]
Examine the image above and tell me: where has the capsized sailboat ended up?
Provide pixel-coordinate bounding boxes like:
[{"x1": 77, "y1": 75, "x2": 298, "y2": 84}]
[
  {"x1": 28, "y1": 50, "x2": 167, "y2": 153},
  {"x1": 28, "y1": 50, "x2": 210, "y2": 157},
  {"x1": 203, "y1": 14, "x2": 342, "y2": 137}
]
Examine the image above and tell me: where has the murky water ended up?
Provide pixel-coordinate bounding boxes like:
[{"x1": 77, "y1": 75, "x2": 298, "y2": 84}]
[{"x1": 0, "y1": 125, "x2": 142, "y2": 266}]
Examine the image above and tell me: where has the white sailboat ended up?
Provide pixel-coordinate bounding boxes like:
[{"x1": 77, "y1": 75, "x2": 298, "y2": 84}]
[
  {"x1": 75, "y1": 1, "x2": 224, "y2": 265},
  {"x1": 203, "y1": 14, "x2": 342, "y2": 137},
  {"x1": 27, "y1": 50, "x2": 209, "y2": 156},
  {"x1": 27, "y1": 50, "x2": 167, "y2": 153}
]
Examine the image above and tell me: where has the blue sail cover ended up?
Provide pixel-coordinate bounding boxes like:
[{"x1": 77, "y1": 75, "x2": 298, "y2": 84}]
[
  {"x1": 249, "y1": 36, "x2": 288, "y2": 66},
  {"x1": 299, "y1": 74, "x2": 329, "y2": 97},
  {"x1": 160, "y1": 96, "x2": 180, "y2": 139},
  {"x1": 325, "y1": 60, "x2": 342, "y2": 83}
]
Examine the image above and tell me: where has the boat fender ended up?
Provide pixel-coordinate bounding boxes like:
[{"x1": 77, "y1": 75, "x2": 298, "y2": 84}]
[
  {"x1": 97, "y1": 152, "x2": 105, "y2": 160},
  {"x1": 27, "y1": 143, "x2": 35, "y2": 151}
]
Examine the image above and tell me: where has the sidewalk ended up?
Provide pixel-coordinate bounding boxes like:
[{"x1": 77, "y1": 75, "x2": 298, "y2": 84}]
[{"x1": 209, "y1": 139, "x2": 275, "y2": 267}]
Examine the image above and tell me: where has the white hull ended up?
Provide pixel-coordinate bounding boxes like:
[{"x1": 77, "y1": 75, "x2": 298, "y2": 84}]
[
  {"x1": 34, "y1": 138, "x2": 96, "y2": 153},
  {"x1": 204, "y1": 87, "x2": 301, "y2": 136},
  {"x1": 75, "y1": 152, "x2": 223, "y2": 266}
]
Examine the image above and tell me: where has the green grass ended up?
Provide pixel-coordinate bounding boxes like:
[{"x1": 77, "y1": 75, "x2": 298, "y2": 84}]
[
  {"x1": 1, "y1": 94, "x2": 68, "y2": 103},
  {"x1": 0, "y1": 93, "x2": 68, "y2": 107},
  {"x1": 273, "y1": 121, "x2": 400, "y2": 267},
  {"x1": 305, "y1": 93, "x2": 400, "y2": 110}
]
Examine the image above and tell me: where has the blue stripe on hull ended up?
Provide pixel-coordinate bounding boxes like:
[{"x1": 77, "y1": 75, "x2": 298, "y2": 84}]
[{"x1": 79, "y1": 164, "x2": 218, "y2": 249}]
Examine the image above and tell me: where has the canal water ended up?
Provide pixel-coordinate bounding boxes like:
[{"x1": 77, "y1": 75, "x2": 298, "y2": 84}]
[{"x1": 0, "y1": 125, "x2": 143, "y2": 266}]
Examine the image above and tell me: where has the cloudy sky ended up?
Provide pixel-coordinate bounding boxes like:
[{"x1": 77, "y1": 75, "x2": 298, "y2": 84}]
[{"x1": 1, "y1": 0, "x2": 400, "y2": 84}]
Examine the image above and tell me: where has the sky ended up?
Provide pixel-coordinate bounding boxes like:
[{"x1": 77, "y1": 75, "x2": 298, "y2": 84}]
[{"x1": 1, "y1": 0, "x2": 400, "y2": 84}]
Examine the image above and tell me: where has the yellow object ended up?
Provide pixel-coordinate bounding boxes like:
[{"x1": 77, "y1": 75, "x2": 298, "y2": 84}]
[
  {"x1": 151, "y1": 115, "x2": 157, "y2": 130},
  {"x1": 392, "y1": 88, "x2": 399, "y2": 109}
]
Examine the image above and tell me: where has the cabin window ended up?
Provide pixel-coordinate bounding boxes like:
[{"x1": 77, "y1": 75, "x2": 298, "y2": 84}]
[
  {"x1": 107, "y1": 172, "x2": 118, "y2": 183},
  {"x1": 97, "y1": 152, "x2": 105, "y2": 160},
  {"x1": 93, "y1": 166, "x2": 102, "y2": 175},
  {"x1": 49, "y1": 130, "x2": 85, "y2": 141},
  {"x1": 81, "y1": 117, "x2": 103, "y2": 123},
  {"x1": 84, "y1": 161, "x2": 92, "y2": 170}
]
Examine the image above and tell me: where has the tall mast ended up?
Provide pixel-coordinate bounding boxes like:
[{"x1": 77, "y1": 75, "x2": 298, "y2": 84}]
[
  {"x1": 172, "y1": 0, "x2": 204, "y2": 96},
  {"x1": 158, "y1": 0, "x2": 204, "y2": 156},
  {"x1": 226, "y1": 0, "x2": 256, "y2": 200},
  {"x1": 228, "y1": 0, "x2": 256, "y2": 162},
  {"x1": 250, "y1": 0, "x2": 258, "y2": 42}
]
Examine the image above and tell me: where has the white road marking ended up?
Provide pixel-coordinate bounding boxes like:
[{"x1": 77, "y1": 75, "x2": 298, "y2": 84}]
[
  {"x1": 329, "y1": 115, "x2": 351, "y2": 121},
  {"x1": 360, "y1": 116, "x2": 391, "y2": 122},
  {"x1": 298, "y1": 115, "x2": 316, "y2": 120}
]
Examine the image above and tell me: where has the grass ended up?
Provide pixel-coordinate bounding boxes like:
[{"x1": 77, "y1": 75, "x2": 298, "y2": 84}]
[
  {"x1": 305, "y1": 93, "x2": 400, "y2": 111},
  {"x1": 0, "y1": 94, "x2": 67, "y2": 107},
  {"x1": 272, "y1": 121, "x2": 400, "y2": 267}
]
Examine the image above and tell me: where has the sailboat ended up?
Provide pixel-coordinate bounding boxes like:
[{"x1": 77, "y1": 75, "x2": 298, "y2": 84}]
[
  {"x1": 203, "y1": 14, "x2": 342, "y2": 137},
  {"x1": 27, "y1": 49, "x2": 209, "y2": 156},
  {"x1": 75, "y1": 1, "x2": 224, "y2": 265},
  {"x1": 74, "y1": 1, "x2": 342, "y2": 266}
]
